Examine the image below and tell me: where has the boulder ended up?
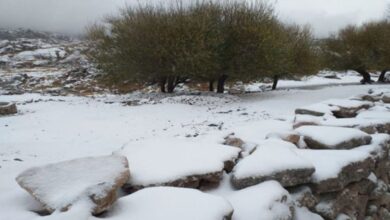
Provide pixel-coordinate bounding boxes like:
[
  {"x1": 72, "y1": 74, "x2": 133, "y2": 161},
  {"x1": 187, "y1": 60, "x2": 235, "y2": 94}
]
[
  {"x1": 116, "y1": 139, "x2": 240, "y2": 192},
  {"x1": 16, "y1": 155, "x2": 130, "y2": 215},
  {"x1": 105, "y1": 187, "x2": 233, "y2": 220},
  {"x1": 296, "y1": 126, "x2": 372, "y2": 149},
  {"x1": 231, "y1": 140, "x2": 315, "y2": 189},
  {"x1": 0, "y1": 102, "x2": 17, "y2": 115}
]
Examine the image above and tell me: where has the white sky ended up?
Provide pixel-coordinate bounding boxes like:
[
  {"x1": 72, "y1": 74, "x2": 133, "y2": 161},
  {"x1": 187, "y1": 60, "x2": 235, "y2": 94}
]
[{"x1": 0, "y1": 0, "x2": 388, "y2": 37}]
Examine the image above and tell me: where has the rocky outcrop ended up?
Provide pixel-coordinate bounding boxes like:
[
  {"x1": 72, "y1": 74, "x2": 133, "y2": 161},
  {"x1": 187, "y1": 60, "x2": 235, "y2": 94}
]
[
  {"x1": 16, "y1": 155, "x2": 130, "y2": 215},
  {"x1": 0, "y1": 102, "x2": 17, "y2": 115}
]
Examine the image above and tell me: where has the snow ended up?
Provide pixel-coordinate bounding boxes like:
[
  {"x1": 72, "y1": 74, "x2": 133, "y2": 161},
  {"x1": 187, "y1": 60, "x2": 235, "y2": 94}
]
[
  {"x1": 322, "y1": 98, "x2": 372, "y2": 108},
  {"x1": 232, "y1": 139, "x2": 313, "y2": 179},
  {"x1": 104, "y1": 187, "x2": 233, "y2": 220},
  {"x1": 296, "y1": 149, "x2": 370, "y2": 182},
  {"x1": 227, "y1": 181, "x2": 293, "y2": 220},
  {"x1": 0, "y1": 83, "x2": 389, "y2": 219},
  {"x1": 296, "y1": 125, "x2": 371, "y2": 149},
  {"x1": 357, "y1": 110, "x2": 390, "y2": 120},
  {"x1": 13, "y1": 48, "x2": 66, "y2": 61},
  {"x1": 15, "y1": 155, "x2": 129, "y2": 211},
  {"x1": 116, "y1": 138, "x2": 239, "y2": 186},
  {"x1": 295, "y1": 207, "x2": 324, "y2": 220}
]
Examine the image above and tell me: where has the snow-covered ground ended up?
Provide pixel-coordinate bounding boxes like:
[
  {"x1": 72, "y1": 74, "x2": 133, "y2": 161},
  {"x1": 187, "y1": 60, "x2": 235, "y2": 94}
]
[{"x1": 0, "y1": 83, "x2": 388, "y2": 219}]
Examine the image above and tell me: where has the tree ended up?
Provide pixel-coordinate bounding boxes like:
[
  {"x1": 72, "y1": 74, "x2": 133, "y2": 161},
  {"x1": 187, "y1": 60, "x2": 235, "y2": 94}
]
[
  {"x1": 322, "y1": 20, "x2": 390, "y2": 84},
  {"x1": 270, "y1": 25, "x2": 320, "y2": 90},
  {"x1": 87, "y1": 1, "x2": 319, "y2": 93}
]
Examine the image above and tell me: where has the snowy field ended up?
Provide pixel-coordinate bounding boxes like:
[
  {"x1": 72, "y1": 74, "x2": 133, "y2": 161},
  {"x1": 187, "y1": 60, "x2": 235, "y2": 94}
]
[{"x1": 0, "y1": 83, "x2": 389, "y2": 219}]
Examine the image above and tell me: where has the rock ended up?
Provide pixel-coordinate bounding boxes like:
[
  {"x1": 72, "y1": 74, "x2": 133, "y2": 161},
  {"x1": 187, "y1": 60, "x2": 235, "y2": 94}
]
[
  {"x1": 223, "y1": 134, "x2": 245, "y2": 149},
  {"x1": 228, "y1": 181, "x2": 295, "y2": 220},
  {"x1": 117, "y1": 139, "x2": 240, "y2": 192},
  {"x1": 104, "y1": 187, "x2": 234, "y2": 220},
  {"x1": 360, "y1": 94, "x2": 382, "y2": 102},
  {"x1": 314, "y1": 180, "x2": 374, "y2": 220},
  {"x1": 228, "y1": 81, "x2": 245, "y2": 94},
  {"x1": 296, "y1": 126, "x2": 372, "y2": 150},
  {"x1": 0, "y1": 102, "x2": 17, "y2": 115},
  {"x1": 382, "y1": 95, "x2": 390, "y2": 104},
  {"x1": 295, "y1": 103, "x2": 336, "y2": 117},
  {"x1": 296, "y1": 99, "x2": 373, "y2": 118},
  {"x1": 16, "y1": 155, "x2": 130, "y2": 215},
  {"x1": 323, "y1": 99, "x2": 373, "y2": 118},
  {"x1": 322, "y1": 72, "x2": 340, "y2": 79},
  {"x1": 266, "y1": 131, "x2": 301, "y2": 145},
  {"x1": 290, "y1": 186, "x2": 318, "y2": 209},
  {"x1": 297, "y1": 149, "x2": 374, "y2": 193},
  {"x1": 231, "y1": 140, "x2": 315, "y2": 189},
  {"x1": 320, "y1": 118, "x2": 390, "y2": 135}
]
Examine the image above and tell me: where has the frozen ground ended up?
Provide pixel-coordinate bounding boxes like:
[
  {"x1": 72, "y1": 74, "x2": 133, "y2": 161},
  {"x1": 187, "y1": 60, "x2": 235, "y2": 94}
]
[{"x1": 0, "y1": 83, "x2": 388, "y2": 219}]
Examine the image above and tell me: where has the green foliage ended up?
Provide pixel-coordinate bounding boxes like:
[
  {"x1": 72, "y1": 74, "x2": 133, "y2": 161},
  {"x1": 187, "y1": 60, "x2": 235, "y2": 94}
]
[
  {"x1": 322, "y1": 20, "x2": 390, "y2": 73},
  {"x1": 87, "y1": 0, "x2": 319, "y2": 93}
]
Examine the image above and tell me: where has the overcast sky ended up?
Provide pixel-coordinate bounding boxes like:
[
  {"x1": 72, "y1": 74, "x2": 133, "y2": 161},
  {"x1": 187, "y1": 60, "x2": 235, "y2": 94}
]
[{"x1": 0, "y1": 0, "x2": 389, "y2": 37}]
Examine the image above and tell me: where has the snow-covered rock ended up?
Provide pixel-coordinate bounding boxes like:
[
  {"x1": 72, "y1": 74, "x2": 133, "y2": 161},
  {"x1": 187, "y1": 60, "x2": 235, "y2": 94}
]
[
  {"x1": 296, "y1": 149, "x2": 373, "y2": 193},
  {"x1": 295, "y1": 99, "x2": 372, "y2": 118},
  {"x1": 295, "y1": 103, "x2": 338, "y2": 117},
  {"x1": 116, "y1": 139, "x2": 241, "y2": 191},
  {"x1": 227, "y1": 181, "x2": 294, "y2": 220},
  {"x1": 15, "y1": 155, "x2": 130, "y2": 214},
  {"x1": 322, "y1": 99, "x2": 373, "y2": 118},
  {"x1": 0, "y1": 102, "x2": 17, "y2": 115},
  {"x1": 104, "y1": 187, "x2": 233, "y2": 220},
  {"x1": 231, "y1": 140, "x2": 315, "y2": 189},
  {"x1": 296, "y1": 126, "x2": 372, "y2": 149},
  {"x1": 13, "y1": 48, "x2": 66, "y2": 61}
]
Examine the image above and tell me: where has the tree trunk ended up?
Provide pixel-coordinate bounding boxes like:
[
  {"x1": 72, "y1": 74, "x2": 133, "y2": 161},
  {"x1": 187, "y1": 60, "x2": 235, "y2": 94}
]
[
  {"x1": 378, "y1": 70, "x2": 388, "y2": 83},
  {"x1": 355, "y1": 69, "x2": 372, "y2": 84},
  {"x1": 159, "y1": 77, "x2": 167, "y2": 93},
  {"x1": 167, "y1": 76, "x2": 176, "y2": 93},
  {"x1": 209, "y1": 80, "x2": 214, "y2": 92},
  {"x1": 272, "y1": 75, "x2": 279, "y2": 90},
  {"x1": 217, "y1": 75, "x2": 228, "y2": 93}
]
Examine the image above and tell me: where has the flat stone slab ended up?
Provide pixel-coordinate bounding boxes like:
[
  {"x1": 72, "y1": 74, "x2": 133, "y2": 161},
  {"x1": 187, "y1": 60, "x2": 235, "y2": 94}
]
[
  {"x1": 296, "y1": 149, "x2": 373, "y2": 193},
  {"x1": 231, "y1": 140, "x2": 315, "y2": 189},
  {"x1": 105, "y1": 187, "x2": 233, "y2": 220},
  {"x1": 16, "y1": 155, "x2": 130, "y2": 214},
  {"x1": 0, "y1": 102, "x2": 17, "y2": 115},
  {"x1": 116, "y1": 139, "x2": 240, "y2": 192},
  {"x1": 295, "y1": 99, "x2": 372, "y2": 118},
  {"x1": 296, "y1": 126, "x2": 372, "y2": 149}
]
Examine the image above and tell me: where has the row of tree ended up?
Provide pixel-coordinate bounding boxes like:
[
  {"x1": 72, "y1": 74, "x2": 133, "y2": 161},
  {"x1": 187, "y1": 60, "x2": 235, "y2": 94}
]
[
  {"x1": 87, "y1": 1, "x2": 320, "y2": 93},
  {"x1": 322, "y1": 20, "x2": 390, "y2": 84},
  {"x1": 87, "y1": 1, "x2": 390, "y2": 93}
]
